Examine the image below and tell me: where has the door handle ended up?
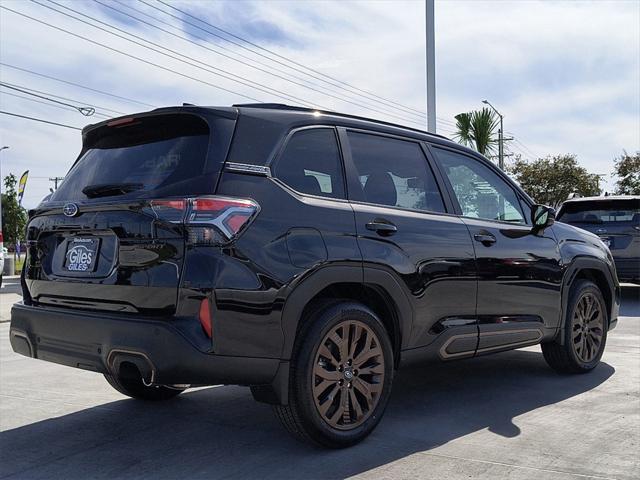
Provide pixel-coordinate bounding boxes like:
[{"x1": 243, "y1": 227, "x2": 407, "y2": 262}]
[
  {"x1": 366, "y1": 219, "x2": 397, "y2": 236},
  {"x1": 474, "y1": 233, "x2": 496, "y2": 246}
]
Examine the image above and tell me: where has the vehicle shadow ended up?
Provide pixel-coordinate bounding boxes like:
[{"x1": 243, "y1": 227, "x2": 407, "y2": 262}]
[{"x1": 0, "y1": 349, "x2": 614, "y2": 479}]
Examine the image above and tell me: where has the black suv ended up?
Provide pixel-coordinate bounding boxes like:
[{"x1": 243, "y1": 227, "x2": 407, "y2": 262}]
[
  {"x1": 556, "y1": 196, "x2": 639, "y2": 284},
  {"x1": 10, "y1": 104, "x2": 620, "y2": 448}
]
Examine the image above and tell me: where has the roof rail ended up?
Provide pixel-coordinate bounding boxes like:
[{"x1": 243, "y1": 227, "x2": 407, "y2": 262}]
[{"x1": 232, "y1": 103, "x2": 451, "y2": 140}]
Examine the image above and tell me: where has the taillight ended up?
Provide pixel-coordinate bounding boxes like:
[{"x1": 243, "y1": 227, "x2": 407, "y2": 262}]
[
  {"x1": 149, "y1": 199, "x2": 188, "y2": 223},
  {"x1": 148, "y1": 196, "x2": 259, "y2": 245}
]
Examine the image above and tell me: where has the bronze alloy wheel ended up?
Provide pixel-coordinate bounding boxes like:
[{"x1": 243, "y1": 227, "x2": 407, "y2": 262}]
[
  {"x1": 571, "y1": 292, "x2": 604, "y2": 363},
  {"x1": 312, "y1": 320, "x2": 385, "y2": 430}
]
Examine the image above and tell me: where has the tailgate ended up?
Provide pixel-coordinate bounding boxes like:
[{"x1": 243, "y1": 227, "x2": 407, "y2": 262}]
[
  {"x1": 22, "y1": 109, "x2": 238, "y2": 315},
  {"x1": 25, "y1": 204, "x2": 185, "y2": 314}
]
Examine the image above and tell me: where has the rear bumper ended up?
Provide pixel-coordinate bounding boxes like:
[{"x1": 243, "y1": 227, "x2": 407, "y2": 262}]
[{"x1": 9, "y1": 303, "x2": 280, "y2": 387}]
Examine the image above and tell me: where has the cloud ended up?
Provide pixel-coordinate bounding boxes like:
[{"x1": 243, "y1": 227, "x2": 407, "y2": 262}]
[{"x1": 1, "y1": 0, "x2": 638, "y2": 207}]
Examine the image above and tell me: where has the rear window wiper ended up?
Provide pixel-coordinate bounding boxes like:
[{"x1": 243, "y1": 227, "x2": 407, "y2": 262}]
[{"x1": 82, "y1": 182, "x2": 143, "y2": 198}]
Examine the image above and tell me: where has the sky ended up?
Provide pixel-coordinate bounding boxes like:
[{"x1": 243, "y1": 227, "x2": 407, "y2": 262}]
[{"x1": 0, "y1": 0, "x2": 638, "y2": 209}]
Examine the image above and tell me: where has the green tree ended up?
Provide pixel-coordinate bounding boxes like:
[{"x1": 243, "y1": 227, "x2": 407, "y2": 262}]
[
  {"x1": 1, "y1": 174, "x2": 28, "y2": 256},
  {"x1": 508, "y1": 154, "x2": 601, "y2": 208},
  {"x1": 612, "y1": 151, "x2": 640, "y2": 195},
  {"x1": 454, "y1": 107, "x2": 499, "y2": 156}
]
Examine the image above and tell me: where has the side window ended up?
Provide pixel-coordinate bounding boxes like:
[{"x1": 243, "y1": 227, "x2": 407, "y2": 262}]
[
  {"x1": 275, "y1": 128, "x2": 345, "y2": 199},
  {"x1": 433, "y1": 147, "x2": 527, "y2": 224},
  {"x1": 347, "y1": 131, "x2": 446, "y2": 213}
]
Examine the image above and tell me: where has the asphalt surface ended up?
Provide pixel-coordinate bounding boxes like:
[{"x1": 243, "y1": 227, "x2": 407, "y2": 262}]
[{"x1": 0, "y1": 276, "x2": 638, "y2": 480}]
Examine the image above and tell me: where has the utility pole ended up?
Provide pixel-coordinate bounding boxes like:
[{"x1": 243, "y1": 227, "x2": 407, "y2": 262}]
[
  {"x1": 482, "y1": 99, "x2": 504, "y2": 170},
  {"x1": 425, "y1": 0, "x2": 436, "y2": 133},
  {"x1": 49, "y1": 176, "x2": 64, "y2": 190}
]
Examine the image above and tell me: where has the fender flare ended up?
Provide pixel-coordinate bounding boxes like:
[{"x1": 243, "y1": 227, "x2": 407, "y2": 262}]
[
  {"x1": 557, "y1": 256, "x2": 617, "y2": 344},
  {"x1": 279, "y1": 264, "x2": 414, "y2": 360}
]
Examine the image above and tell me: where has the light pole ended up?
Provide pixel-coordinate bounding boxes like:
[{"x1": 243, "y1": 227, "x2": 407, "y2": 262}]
[
  {"x1": 425, "y1": 0, "x2": 436, "y2": 133},
  {"x1": 482, "y1": 100, "x2": 504, "y2": 170},
  {"x1": 0, "y1": 146, "x2": 8, "y2": 187},
  {"x1": 0, "y1": 147, "x2": 8, "y2": 264},
  {"x1": 0, "y1": 146, "x2": 9, "y2": 175}
]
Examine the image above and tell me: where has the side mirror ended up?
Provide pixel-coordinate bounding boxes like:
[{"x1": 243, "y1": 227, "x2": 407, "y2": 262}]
[{"x1": 531, "y1": 204, "x2": 555, "y2": 231}]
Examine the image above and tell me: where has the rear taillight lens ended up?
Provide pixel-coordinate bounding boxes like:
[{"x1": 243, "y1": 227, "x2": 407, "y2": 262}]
[
  {"x1": 148, "y1": 196, "x2": 259, "y2": 245},
  {"x1": 149, "y1": 199, "x2": 188, "y2": 223}
]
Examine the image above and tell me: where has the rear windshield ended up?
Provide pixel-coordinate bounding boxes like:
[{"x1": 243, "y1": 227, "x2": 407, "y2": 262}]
[
  {"x1": 558, "y1": 199, "x2": 640, "y2": 224},
  {"x1": 50, "y1": 114, "x2": 211, "y2": 202}
]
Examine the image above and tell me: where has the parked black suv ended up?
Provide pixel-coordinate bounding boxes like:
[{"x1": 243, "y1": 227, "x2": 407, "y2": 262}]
[
  {"x1": 556, "y1": 196, "x2": 639, "y2": 284},
  {"x1": 10, "y1": 104, "x2": 620, "y2": 447}
]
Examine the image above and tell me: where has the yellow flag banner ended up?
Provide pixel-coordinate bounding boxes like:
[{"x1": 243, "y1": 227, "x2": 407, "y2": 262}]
[{"x1": 18, "y1": 170, "x2": 29, "y2": 206}]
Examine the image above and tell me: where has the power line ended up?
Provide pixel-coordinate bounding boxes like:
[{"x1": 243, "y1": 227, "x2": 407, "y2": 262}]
[
  {"x1": 1, "y1": 62, "x2": 156, "y2": 109},
  {"x1": 38, "y1": 0, "x2": 426, "y2": 126},
  {"x1": 437, "y1": 116, "x2": 458, "y2": 127},
  {"x1": 35, "y1": 0, "x2": 321, "y2": 109},
  {"x1": 98, "y1": 0, "x2": 427, "y2": 123},
  {"x1": 1, "y1": 81, "x2": 126, "y2": 115},
  {"x1": 2, "y1": 5, "x2": 441, "y2": 131},
  {"x1": 505, "y1": 132, "x2": 541, "y2": 160},
  {"x1": 513, "y1": 139, "x2": 541, "y2": 160},
  {"x1": 0, "y1": 82, "x2": 96, "y2": 116},
  {"x1": 49, "y1": 176, "x2": 64, "y2": 190},
  {"x1": 154, "y1": 0, "x2": 427, "y2": 117},
  {"x1": 35, "y1": 0, "x2": 326, "y2": 109},
  {"x1": 0, "y1": 89, "x2": 111, "y2": 119},
  {"x1": 0, "y1": 110, "x2": 82, "y2": 130},
  {"x1": 0, "y1": 4, "x2": 263, "y2": 103}
]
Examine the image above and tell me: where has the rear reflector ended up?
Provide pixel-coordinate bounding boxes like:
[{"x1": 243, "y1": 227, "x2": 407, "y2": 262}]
[
  {"x1": 148, "y1": 196, "x2": 259, "y2": 245},
  {"x1": 199, "y1": 298, "x2": 212, "y2": 338}
]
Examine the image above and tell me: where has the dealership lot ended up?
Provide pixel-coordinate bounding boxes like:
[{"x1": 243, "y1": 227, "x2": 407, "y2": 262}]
[{"x1": 1, "y1": 278, "x2": 638, "y2": 480}]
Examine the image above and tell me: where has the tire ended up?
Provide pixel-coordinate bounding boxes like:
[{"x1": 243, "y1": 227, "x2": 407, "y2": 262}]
[
  {"x1": 274, "y1": 301, "x2": 394, "y2": 448},
  {"x1": 542, "y1": 280, "x2": 608, "y2": 374},
  {"x1": 104, "y1": 370, "x2": 185, "y2": 401}
]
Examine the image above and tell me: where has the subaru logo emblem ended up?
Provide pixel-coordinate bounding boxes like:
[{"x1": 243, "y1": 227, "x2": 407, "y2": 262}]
[{"x1": 63, "y1": 203, "x2": 79, "y2": 217}]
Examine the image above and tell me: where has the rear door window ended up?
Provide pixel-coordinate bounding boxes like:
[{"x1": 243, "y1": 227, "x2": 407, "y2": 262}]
[
  {"x1": 346, "y1": 131, "x2": 446, "y2": 213},
  {"x1": 50, "y1": 114, "x2": 211, "y2": 202},
  {"x1": 274, "y1": 128, "x2": 345, "y2": 199}
]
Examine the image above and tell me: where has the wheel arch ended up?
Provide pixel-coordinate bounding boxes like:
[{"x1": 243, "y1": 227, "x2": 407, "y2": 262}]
[
  {"x1": 279, "y1": 265, "x2": 413, "y2": 366},
  {"x1": 559, "y1": 257, "x2": 619, "y2": 343}
]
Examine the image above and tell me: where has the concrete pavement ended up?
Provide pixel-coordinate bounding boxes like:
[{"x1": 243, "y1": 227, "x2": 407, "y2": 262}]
[
  {"x1": 0, "y1": 276, "x2": 21, "y2": 323},
  {"x1": 0, "y1": 286, "x2": 638, "y2": 479}
]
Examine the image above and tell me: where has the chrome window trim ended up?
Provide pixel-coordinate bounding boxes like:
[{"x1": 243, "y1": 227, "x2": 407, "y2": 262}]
[{"x1": 224, "y1": 162, "x2": 272, "y2": 177}]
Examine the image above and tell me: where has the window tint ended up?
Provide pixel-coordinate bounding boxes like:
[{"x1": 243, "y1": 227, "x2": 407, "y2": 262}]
[
  {"x1": 347, "y1": 132, "x2": 445, "y2": 213},
  {"x1": 433, "y1": 148, "x2": 527, "y2": 224},
  {"x1": 558, "y1": 199, "x2": 640, "y2": 224},
  {"x1": 275, "y1": 129, "x2": 345, "y2": 199},
  {"x1": 51, "y1": 114, "x2": 211, "y2": 202}
]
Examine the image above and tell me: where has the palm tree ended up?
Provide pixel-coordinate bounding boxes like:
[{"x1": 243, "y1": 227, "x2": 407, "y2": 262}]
[{"x1": 454, "y1": 107, "x2": 499, "y2": 157}]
